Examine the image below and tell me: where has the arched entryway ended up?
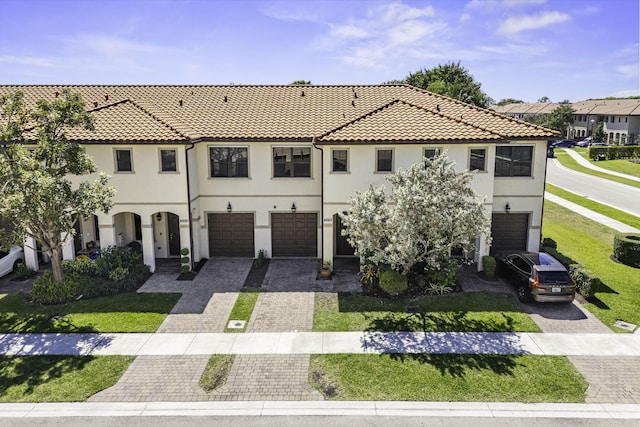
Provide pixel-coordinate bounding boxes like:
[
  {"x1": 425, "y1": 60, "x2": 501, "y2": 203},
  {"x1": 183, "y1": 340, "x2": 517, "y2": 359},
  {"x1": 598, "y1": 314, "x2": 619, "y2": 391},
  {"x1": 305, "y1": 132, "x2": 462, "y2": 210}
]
[{"x1": 152, "y1": 211, "x2": 181, "y2": 258}]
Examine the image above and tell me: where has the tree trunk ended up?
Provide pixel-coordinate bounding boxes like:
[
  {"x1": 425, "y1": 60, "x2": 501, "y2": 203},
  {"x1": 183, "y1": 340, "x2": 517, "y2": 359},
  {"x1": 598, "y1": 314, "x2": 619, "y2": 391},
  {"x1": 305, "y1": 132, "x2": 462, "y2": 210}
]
[{"x1": 50, "y1": 246, "x2": 64, "y2": 283}]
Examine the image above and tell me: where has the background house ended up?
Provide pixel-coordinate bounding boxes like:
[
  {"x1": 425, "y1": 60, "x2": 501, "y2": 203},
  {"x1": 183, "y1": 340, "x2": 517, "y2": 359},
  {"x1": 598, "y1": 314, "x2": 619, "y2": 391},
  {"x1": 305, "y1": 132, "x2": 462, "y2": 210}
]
[{"x1": 1, "y1": 85, "x2": 558, "y2": 272}]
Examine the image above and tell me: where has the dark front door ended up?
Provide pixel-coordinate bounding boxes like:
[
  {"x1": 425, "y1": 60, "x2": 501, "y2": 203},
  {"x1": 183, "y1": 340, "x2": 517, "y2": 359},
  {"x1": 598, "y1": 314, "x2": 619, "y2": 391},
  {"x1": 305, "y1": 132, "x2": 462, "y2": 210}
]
[
  {"x1": 208, "y1": 213, "x2": 255, "y2": 257},
  {"x1": 271, "y1": 213, "x2": 317, "y2": 257},
  {"x1": 335, "y1": 213, "x2": 356, "y2": 256},
  {"x1": 168, "y1": 213, "x2": 180, "y2": 256},
  {"x1": 490, "y1": 213, "x2": 529, "y2": 255}
]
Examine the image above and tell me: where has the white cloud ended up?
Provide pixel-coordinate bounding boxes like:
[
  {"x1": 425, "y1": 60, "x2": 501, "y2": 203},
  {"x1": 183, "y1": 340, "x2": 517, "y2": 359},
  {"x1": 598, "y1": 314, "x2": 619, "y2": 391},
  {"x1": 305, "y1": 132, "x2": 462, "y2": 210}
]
[
  {"x1": 329, "y1": 23, "x2": 370, "y2": 39},
  {"x1": 498, "y1": 11, "x2": 570, "y2": 34},
  {"x1": 64, "y1": 34, "x2": 161, "y2": 56},
  {"x1": 375, "y1": 2, "x2": 435, "y2": 22},
  {"x1": 459, "y1": 13, "x2": 471, "y2": 23},
  {"x1": 616, "y1": 64, "x2": 639, "y2": 79},
  {"x1": 502, "y1": 0, "x2": 547, "y2": 7},
  {"x1": 260, "y1": 0, "x2": 321, "y2": 22}
]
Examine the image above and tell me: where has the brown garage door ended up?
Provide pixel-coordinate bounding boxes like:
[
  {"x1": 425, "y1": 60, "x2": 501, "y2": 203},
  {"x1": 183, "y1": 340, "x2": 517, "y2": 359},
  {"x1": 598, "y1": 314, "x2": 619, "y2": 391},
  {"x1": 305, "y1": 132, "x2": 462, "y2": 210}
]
[
  {"x1": 490, "y1": 213, "x2": 529, "y2": 255},
  {"x1": 271, "y1": 213, "x2": 317, "y2": 257},
  {"x1": 208, "y1": 213, "x2": 254, "y2": 257}
]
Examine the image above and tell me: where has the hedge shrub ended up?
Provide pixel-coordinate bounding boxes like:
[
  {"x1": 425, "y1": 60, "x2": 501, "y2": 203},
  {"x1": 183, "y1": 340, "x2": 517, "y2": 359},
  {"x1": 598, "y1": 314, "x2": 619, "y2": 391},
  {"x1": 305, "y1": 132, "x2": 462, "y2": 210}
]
[
  {"x1": 568, "y1": 264, "x2": 601, "y2": 298},
  {"x1": 379, "y1": 270, "x2": 408, "y2": 296},
  {"x1": 613, "y1": 233, "x2": 640, "y2": 268},
  {"x1": 481, "y1": 255, "x2": 496, "y2": 278},
  {"x1": 589, "y1": 146, "x2": 640, "y2": 161},
  {"x1": 541, "y1": 237, "x2": 557, "y2": 250},
  {"x1": 30, "y1": 272, "x2": 79, "y2": 305}
]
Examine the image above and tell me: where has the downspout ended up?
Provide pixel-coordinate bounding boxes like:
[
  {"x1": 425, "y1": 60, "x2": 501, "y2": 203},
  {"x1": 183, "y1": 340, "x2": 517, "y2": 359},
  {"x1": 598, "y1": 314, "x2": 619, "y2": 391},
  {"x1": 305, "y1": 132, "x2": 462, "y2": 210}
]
[
  {"x1": 185, "y1": 142, "x2": 195, "y2": 268},
  {"x1": 312, "y1": 137, "x2": 324, "y2": 262}
]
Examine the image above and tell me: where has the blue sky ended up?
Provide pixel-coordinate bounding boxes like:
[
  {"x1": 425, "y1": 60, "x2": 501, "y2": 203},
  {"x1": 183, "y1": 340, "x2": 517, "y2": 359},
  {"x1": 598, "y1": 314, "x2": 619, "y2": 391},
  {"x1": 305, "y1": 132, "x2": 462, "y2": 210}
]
[{"x1": 1, "y1": 0, "x2": 638, "y2": 102}]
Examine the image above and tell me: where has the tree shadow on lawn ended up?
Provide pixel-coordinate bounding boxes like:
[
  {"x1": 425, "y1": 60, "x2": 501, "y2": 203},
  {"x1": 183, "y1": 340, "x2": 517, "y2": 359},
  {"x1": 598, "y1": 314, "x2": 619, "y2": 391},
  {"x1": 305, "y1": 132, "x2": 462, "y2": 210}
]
[
  {"x1": 362, "y1": 312, "x2": 524, "y2": 377},
  {"x1": 0, "y1": 355, "x2": 96, "y2": 398}
]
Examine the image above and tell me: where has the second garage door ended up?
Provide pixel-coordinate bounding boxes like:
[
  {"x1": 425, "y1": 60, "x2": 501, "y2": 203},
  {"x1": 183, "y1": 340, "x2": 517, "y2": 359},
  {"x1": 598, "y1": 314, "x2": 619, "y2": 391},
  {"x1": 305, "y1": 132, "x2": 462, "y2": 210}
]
[
  {"x1": 490, "y1": 213, "x2": 529, "y2": 255},
  {"x1": 208, "y1": 213, "x2": 255, "y2": 257},
  {"x1": 271, "y1": 213, "x2": 317, "y2": 257}
]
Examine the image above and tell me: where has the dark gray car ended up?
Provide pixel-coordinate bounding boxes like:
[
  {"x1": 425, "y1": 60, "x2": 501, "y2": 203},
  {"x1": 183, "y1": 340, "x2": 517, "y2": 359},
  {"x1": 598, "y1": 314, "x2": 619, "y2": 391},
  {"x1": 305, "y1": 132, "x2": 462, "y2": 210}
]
[{"x1": 495, "y1": 251, "x2": 576, "y2": 303}]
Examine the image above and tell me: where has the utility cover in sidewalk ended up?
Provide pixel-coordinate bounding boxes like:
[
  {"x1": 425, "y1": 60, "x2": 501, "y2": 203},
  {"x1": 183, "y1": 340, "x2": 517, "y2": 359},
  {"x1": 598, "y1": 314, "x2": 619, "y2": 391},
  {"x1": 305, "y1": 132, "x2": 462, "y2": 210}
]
[
  {"x1": 227, "y1": 320, "x2": 246, "y2": 329},
  {"x1": 614, "y1": 320, "x2": 637, "y2": 332}
]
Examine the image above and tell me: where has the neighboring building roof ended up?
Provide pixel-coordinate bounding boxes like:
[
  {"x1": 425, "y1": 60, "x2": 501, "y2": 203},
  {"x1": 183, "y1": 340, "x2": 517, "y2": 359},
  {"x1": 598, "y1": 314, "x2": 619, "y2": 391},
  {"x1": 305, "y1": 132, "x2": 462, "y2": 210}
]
[
  {"x1": 493, "y1": 99, "x2": 640, "y2": 117},
  {"x1": 1, "y1": 85, "x2": 558, "y2": 143}
]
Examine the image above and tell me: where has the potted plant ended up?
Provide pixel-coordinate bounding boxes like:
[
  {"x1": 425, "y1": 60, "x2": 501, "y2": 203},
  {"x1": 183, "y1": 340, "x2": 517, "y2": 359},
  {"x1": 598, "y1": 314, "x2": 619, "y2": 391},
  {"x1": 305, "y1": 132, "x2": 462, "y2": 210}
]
[{"x1": 319, "y1": 260, "x2": 332, "y2": 279}]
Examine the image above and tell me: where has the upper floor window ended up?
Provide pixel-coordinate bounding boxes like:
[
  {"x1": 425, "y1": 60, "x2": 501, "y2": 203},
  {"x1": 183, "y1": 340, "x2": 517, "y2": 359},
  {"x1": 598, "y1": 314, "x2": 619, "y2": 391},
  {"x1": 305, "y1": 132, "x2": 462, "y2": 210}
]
[
  {"x1": 273, "y1": 147, "x2": 311, "y2": 178},
  {"x1": 376, "y1": 148, "x2": 393, "y2": 172},
  {"x1": 423, "y1": 147, "x2": 441, "y2": 159},
  {"x1": 495, "y1": 146, "x2": 533, "y2": 177},
  {"x1": 470, "y1": 148, "x2": 486, "y2": 171},
  {"x1": 332, "y1": 149, "x2": 348, "y2": 172},
  {"x1": 115, "y1": 149, "x2": 133, "y2": 172},
  {"x1": 160, "y1": 149, "x2": 177, "y2": 172},
  {"x1": 210, "y1": 146, "x2": 248, "y2": 178}
]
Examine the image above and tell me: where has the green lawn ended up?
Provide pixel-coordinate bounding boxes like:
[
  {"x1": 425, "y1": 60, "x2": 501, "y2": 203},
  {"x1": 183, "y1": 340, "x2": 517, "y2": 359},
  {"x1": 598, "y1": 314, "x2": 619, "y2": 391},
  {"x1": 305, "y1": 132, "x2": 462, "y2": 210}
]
[
  {"x1": 545, "y1": 183, "x2": 640, "y2": 230},
  {"x1": 542, "y1": 201, "x2": 640, "y2": 330},
  {"x1": 314, "y1": 292, "x2": 540, "y2": 332},
  {"x1": 554, "y1": 151, "x2": 640, "y2": 189},
  {"x1": 0, "y1": 356, "x2": 133, "y2": 402},
  {"x1": 200, "y1": 354, "x2": 235, "y2": 392},
  {"x1": 224, "y1": 289, "x2": 259, "y2": 332},
  {"x1": 0, "y1": 292, "x2": 181, "y2": 333},
  {"x1": 310, "y1": 354, "x2": 587, "y2": 402}
]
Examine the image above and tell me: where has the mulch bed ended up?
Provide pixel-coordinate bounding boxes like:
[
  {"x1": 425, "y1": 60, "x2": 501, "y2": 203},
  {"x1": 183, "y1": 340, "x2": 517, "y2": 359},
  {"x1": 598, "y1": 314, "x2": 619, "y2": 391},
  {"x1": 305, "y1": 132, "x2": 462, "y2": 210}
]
[{"x1": 241, "y1": 259, "x2": 270, "y2": 289}]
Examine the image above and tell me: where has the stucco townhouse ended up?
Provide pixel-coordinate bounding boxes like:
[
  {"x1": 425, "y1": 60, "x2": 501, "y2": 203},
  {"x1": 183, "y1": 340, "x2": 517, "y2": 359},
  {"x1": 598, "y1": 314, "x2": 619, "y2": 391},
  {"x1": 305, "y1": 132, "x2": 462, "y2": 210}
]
[{"x1": 2, "y1": 85, "x2": 557, "y2": 273}]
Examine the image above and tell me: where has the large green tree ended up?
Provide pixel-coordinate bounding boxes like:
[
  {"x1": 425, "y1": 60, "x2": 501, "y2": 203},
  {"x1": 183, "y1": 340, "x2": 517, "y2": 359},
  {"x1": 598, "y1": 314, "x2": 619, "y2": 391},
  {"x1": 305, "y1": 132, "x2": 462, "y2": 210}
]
[
  {"x1": 401, "y1": 62, "x2": 492, "y2": 108},
  {"x1": 0, "y1": 90, "x2": 115, "y2": 283},
  {"x1": 543, "y1": 104, "x2": 575, "y2": 134},
  {"x1": 496, "y1": 98, "x2": 524, "y2": 106}
]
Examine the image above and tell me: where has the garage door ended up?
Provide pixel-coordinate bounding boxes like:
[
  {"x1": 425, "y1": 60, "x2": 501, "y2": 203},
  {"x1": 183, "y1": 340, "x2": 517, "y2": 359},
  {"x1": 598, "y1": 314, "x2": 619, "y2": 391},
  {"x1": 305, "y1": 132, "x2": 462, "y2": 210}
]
[
  {"x1": 208, "y1": 213, "x2": 254, "y2": 257},
  {"x1": 490, "y1": 213, "x2": 529, "y2": 255},
  {"x1": 271, "y1": 213, "x2": 317, "y2": 257}
]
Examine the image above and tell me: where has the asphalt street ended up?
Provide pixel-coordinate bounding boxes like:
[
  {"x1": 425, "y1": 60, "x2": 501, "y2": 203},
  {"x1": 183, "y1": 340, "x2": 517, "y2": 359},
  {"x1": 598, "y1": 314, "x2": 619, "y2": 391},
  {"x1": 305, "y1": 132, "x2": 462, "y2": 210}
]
[{"x1": 545, "y1": 158, "x2": 640, "y2": 217}]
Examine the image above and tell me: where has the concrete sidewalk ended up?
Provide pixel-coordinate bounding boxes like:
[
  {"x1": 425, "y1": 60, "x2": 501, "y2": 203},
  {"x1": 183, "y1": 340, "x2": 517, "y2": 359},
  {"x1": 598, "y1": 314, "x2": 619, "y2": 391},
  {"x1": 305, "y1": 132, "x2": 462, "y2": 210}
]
[
  {"x1": 563, "y1": 148, "x2": 640, "y2": 182},
  {"x1": 1, "y1": 331, "x2": 639, "y2": 356}
]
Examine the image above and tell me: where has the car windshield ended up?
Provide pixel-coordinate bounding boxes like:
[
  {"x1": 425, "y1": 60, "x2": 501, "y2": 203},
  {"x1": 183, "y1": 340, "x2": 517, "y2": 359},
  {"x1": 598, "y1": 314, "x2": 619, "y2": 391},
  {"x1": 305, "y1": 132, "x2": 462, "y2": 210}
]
[
  {"x1": 538, "y1": 271, "x2": 572, "y2": 284},
  {"x1": 0, "y1": 251, "x2": 7, "y2": 259}
]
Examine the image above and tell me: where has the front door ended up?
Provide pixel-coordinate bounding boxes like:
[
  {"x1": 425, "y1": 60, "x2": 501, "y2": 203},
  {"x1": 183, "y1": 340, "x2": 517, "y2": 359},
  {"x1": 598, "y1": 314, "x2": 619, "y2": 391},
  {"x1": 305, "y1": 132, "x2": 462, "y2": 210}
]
[
  {"x1": 335, "y1": 213, "x2": 356, "y2": 256},
  {"x1": 168, "y1": 213, "x2": 180, "y2": 256}
]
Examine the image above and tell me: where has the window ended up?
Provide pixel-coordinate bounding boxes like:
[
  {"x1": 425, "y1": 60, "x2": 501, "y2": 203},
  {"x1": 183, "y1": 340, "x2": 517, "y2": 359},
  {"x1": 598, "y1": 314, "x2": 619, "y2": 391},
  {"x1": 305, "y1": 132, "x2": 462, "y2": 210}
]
[
  {"x1": 160, "y1": 149, "x2": 177, "y2": 172},
  {"x1": 376, "y1": 149, "x2": 393, "y2": 172},
  {"x1": 273, "y1": 147, "x2": 311, "y2": 178},
  {"x1": 495, "y1": 146, "x2": 533, "y2": 177},
  {"x1": 331, "y1": 149, "x2": 348, "y2": 172},
  {"x1": 115, "y1": 149, "x2": 132, "y2": 172},
  {"x1": 469, "y1": 148, "x2": 486, "y2": 171},
  {"x1": 210, "y1": 147, "x2": 248, "y2": 177},
  {"x1": 423, "y1": 147, "x2": 441, "y2": 159}
]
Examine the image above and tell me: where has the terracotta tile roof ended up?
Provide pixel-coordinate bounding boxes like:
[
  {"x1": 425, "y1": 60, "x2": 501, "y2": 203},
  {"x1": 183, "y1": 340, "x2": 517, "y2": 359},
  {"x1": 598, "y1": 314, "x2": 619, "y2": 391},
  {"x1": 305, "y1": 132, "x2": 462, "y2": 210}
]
[
  {"x1": 493, "y1": 99, "x2": 640, "y2": 116},
  {"x1": 1, "y1": 85, "x2": 558, "y2": 143},
  {"x1": 492, "y1": 102, "x2": 560, "y2": 115}
]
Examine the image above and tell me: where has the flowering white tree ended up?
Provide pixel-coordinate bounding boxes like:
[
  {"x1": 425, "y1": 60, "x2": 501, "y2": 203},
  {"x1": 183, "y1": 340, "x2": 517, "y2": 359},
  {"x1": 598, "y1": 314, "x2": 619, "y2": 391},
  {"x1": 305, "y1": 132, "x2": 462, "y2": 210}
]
[{"x1": 340, "y1": 153, "x2": 490, "y2": 275}]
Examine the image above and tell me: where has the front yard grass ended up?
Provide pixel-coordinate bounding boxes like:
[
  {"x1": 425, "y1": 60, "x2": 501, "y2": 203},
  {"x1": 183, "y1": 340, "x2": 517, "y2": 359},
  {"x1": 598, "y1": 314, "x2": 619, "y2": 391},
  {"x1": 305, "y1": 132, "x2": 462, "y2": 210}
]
[
  {"x1": 310, "y1": 354, "x2": 587, "y2": 402},
  {"x1": 0, "y1": 355, "x2": 133, "y2": 402},
  {"x1": 0, "y1": 292, "x2": 181, "y2": 333},
  {"x1": 314, "y1": 292, "x2": 540, "y2": 332},
  {"x1": 200, "y1": 354, "x2": 235, "y2": 392},
  {"x1": 542, "y1": 201, "x2": 640, "y2": 330},
  {"x1": 224, "y1": 289, "x2": 259, "y2": 332},
  {"x1": 554, "y1": 151, "x2": 640, "y2": 189},
  {"x1": 546, "y1": 183, "x2": 640, "y2": 230}
]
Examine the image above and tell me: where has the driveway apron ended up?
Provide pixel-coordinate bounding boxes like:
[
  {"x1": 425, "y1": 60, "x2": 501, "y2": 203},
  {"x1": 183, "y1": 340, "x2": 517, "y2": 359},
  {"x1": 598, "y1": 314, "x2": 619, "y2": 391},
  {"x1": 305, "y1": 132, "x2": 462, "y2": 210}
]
[{"x1": 91, "y1": 258, "x2": 252, "y2": 402}]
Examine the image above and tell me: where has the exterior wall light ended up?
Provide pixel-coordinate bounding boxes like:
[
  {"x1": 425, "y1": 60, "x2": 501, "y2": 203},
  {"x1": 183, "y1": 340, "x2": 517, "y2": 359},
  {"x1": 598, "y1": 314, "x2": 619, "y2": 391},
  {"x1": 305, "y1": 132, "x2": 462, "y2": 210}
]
[
  {"x1": 227, "y1": 202, "x2": 232, "y2": 213},
  {"x1": 156, "y1": 212, "x2": 162, "y2": 221},
  {"x1": 291, "y1": 203, "x2": 297, "y2": 213},
  {"x1": 505, "y1": 203, "x2": 511, "y2": 214}
]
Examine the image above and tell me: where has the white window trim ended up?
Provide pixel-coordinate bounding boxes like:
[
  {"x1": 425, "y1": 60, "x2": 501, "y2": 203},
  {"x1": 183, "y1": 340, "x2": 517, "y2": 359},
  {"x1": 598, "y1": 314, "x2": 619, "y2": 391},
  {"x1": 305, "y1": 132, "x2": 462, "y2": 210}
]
[
  {"x1": 271, "y1": 145, "x2": 313, "y2": 179},
  {"x1": 330, "y1": 148, "x2": 350, "y2": 174},
  {"x1": 208, "y1": 145, "x2": 251, "y2": 179},
  {"x1": 494, "y1": 144, "x2": 535, "y2": 179},
  {"x1": 375, "y1": 147, "x2": 395, "y2": 173},
  {"x1": 468, "y1": 147, "x2": 488, "y2": 173},
  {"x1": 158, "y1": 148, "x2": 179, "y2": 174},
  {"x1": 113, "y1": 147, "x2": 134, "y2": 174}
]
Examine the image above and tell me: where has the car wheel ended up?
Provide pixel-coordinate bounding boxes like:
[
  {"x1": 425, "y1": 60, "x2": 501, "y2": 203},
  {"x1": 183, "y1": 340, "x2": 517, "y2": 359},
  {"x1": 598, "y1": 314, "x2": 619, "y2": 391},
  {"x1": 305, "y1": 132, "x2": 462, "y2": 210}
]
[
  {"x1": 13, "y1": 259, "x2": 24, "y2": 273},
  {"x1": 517, "y1": 285, "x2": 531, "y2": 303}
]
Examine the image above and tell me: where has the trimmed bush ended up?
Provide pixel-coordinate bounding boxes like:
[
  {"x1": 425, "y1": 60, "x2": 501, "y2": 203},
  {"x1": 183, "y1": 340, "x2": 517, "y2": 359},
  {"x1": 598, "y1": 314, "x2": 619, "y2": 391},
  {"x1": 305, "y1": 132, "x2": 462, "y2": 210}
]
[
  {"x1": 613, "y1": 233, "x2": 640, "y2": 268},
  {"x1": 180, "y1": 248, "x2": 190, "y2": 256},
  {"x1": 181, "y1": 264, "x2": 191, "y2": 273},
  {"x1": 359, "y1": 263, "x2": 379, "y2": 294},
  {"x1": 379, "y1": 270, "x2": 408, "y2": 296},
  {"x1": 589, "y1": 146, "x2": 640, "y2": 161},
  {"x1": 30, "y1": 272, "x2": 79, "y2": 305},
  {"x1": 569, "y1": 264, "x2": 601, "y2": 298},
  {"x1": 481, "y1": 256, "x2": 496, "y2": 278},
  {"x1": 62, "y1": 256, "x2": 98, "y2": 276},
  {"x1": 541, "y1": 237, "x2": 557, "y2": 250}
]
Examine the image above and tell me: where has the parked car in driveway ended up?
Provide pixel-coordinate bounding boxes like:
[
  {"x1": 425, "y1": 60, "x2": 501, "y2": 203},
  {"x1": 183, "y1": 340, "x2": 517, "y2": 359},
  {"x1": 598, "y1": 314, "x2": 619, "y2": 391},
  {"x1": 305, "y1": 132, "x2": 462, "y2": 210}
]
[
  {"x1": 576, "y1": 137, "x2": 592, "y2": 147},
  {"x1": 494, "y1": 251, "x2": 576, "y2": 303},
  {"x1": 0, "y1": 246, "x2": 25, "y2": 278}
]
